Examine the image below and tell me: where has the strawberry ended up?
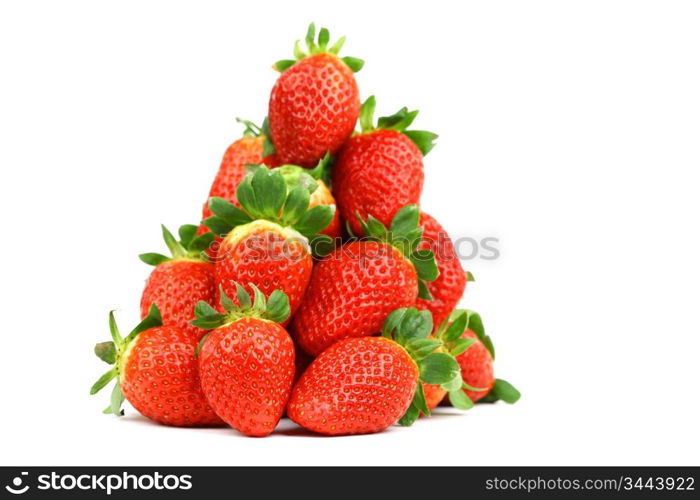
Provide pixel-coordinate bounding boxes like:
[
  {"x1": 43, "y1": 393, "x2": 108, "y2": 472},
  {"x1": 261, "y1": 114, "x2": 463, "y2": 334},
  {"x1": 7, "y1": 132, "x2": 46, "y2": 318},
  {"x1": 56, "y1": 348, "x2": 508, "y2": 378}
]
[
  {"x1": 193, "y1": 283, "x2": 295, "y2": 437},
  {"x1": 90, "y1": 305, "x2": 222, "y2": 426},
  {"x1": 333, "y1": 96, "x2": 438, "y2": 235},
  {"x1": 266, "y1": 23, "x2": 363, "y2": 167},
  {"x1": 291, "y1": 205, "x2": 439, "y2": 356},
  {"x1": 196, "y1": 119, "x2": 278, "y2": 259},
  {"x1": 415, "y1": 212, "x2": 470, "y2": 327},
  {"x1": 202, "y1": 165, "x2": 335, "y2": 318},
  {"x1": 139, "y1": 224, "x2": 216, "y2": 340},
  {"x1": 288, "y1": 307, "x2": 464, "y2": 435},
  {"x1": 435, "y1": 309, "x2": 520, "y2": 407}
]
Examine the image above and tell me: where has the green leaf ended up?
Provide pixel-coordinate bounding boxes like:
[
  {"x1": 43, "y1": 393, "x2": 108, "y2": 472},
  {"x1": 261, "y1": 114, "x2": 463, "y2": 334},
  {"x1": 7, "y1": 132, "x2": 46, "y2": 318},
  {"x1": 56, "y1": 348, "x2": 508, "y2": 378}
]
[
  {"x1": 450, "y1": 337, "x2": 476, "y2": 356},
  {"x1": 443, "y1": 310, "x2": 468, "y2": 342},
  {"x1": 250, "y1": 284, "x2": 267, "y2": 314},
  {"x1": 294, "y1": 205, "x2": 334, "y2": 237},
  {"x1": 125, "y1": 303, "x2": 162, "y2": 343},
  {"x1": 309, "y1": 234, "x2": 335, "y2": 257},
  {"x1": 364, "y1": 215, "x2": 387, "y2": 239},
  {"x1": 359, "y1": 96, "x2": 376, "y2": 133},
  {"x1": 195, "y1": 332, "x2": 211, "y2": 357},
  {"x1": 377, "y1": 107, "x2": 418, "y2": 131},
  {"x1": 390, "y1": 204, "x2": 419, "y2": 237},
  {"x1": 194, "y1": 300, "x2": 219, "y2": 318},
  {"x1": 305, "y1": 23, "x2": 316, "y2": 50},
  {"x1": 252, "y1": 168, "x2": 287, "y2": 219},
  {"x1": 293, "y1": 40, "x2": 306, "y2": 60},
  {"x1": 110, "y1": 382, "x2": 124, "y2": 417},
  {"x1": 219, "y1": 286, "x2": 235, "y2": 311},
  {"x1": 341, "y1": 56, "x2": 364, "y2": 72},
  {"x1": 178, "y1": 224, "x2": 198, "y2": 247},
  {"x1": 417, "y1": 280, "x2": 433, "y2": 300},
  {"x1": 108, "y1": 310, "x2": 121, "y2": 345},
  {"x1": 410, "y1": 249, "x2": 439, "y2": 282},
  {"x1": 94, "y1": 341, "x2": 116, "y2": 364},
  {"x1": 328, "y1": 35, "x2": 346, "y2": 55},
  {"x1": 490, "y1": 379, "x2": 521, "y2": 404},
  {"x1": 398, "y1": 308, "x2": 433, "y2": 341},
  {"x1": 235, "y1": 282, "x2": 252, "y2": 309},
  {"x1": 202, "y1": 216, "x2": 232, "y2": 237},
  {"x1": 274, "y1": 59, "x2": 296, "y2": 72},
  {"x1": 412, "y1": 382, "x2": 429, "y2": 416},
  {"x1": 236, "y1": 117, "x2": 262, "y2": 137},
  {"x1": 209, "y1": 197, "x2": 253, "y2": 227},
  {"x1": 419, "y1": 352, "x2": 461, "y2": 385},
  {"x1": 403, "y1": 130, "x2": 438, "y2": 156},
  {"x1": 465, "y1": 310, "x2": 495, "y2": 359},
  {"x1": 236, "y1": 177, "x2": 260, "y2": 217},
  {"x1": 281, "y1": 184, "x2": 311, "y2": 226},
  {"x1": 448, "y1": 388, "x2": 475, "y2": 410},
  {"x1": 381, "y1": 308, "x2": 407, "y2": 338},
  {"x1": 188, "y1": 232, "x2": 215, "y2": 253},
  {"x1": 406, "y1": 338, "x2": 442, "y2": 360},
  {"x1": 161, "y1": 224, "x2": 186, "y2": 259},
  {"x1": 90, "y1": 367, "x2": 117, "y2": 395},
  {"x1": 466, "y1": 271, "x2": 475, "y2": 282},
  {"x1": 190, "y1": 314, "x2": 225, "y2": 330},
  {"x1": 318, "y1": 27, "x2": 329, "y2": 49},
  {"x1": 398, "y1": 403, "x2": 419, "y2": 427},
  {"x1": 265, "y1": 290, "x2": 291, "y2": 324},
  {"x1": 138, "y1": 253, "x2": 170, "y2": 266},
  {"x1": 441, "y1": 372, "x2": 464, "y2": 392},
  {"x1": 262, "y1": 118, "x2": 276, "y2": 156}
]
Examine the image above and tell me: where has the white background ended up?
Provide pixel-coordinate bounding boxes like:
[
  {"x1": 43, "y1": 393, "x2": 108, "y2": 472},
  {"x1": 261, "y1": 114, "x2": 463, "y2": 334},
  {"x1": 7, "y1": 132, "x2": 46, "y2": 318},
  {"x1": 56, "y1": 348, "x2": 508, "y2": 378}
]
[{"x1": 1, "y1": 0, "x2": 698, "y2": 466}]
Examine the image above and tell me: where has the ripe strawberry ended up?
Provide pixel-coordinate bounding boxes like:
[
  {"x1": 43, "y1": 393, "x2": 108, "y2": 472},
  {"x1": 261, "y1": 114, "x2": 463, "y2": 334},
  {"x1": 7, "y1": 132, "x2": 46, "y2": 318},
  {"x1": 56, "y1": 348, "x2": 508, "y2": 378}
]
[
  {"x1": 415, "y1": 212, "x2": 470, "y2": 327},
  {"x1": 90, "y1": 305, "x2": 222, "y2": 426},
  {"x1": 435, "y1": 309, "x2": 520, "y2": 406},
  {"x1": 291, "y1": 205, "x2": 439, "y2": 356},
  {"x1": 194, "y1": 284, "x2": 295, "y2": 437},
  {"x1": 139, "y1": 224, "x2": 216, "y2": 340},
  {"x1": 288, "y1": 307, "x2": 463, "y2": 434},
  {"x1": 333, "y1": 96, "x2": 438, "y2": 235},
  {"x1": 202, "y1": 165, "x2": 335, "y2": 318},
  {"x1": 267, "y1": 23, "x2": 363, "y2": 167}
]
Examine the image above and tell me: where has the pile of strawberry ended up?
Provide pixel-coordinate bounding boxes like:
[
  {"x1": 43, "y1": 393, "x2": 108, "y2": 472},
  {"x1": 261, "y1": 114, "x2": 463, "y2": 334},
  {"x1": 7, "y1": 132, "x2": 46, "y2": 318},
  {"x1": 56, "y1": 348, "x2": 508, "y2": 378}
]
[{"x1": 91, "y1": 24, "x2": 519, "y2": 437}]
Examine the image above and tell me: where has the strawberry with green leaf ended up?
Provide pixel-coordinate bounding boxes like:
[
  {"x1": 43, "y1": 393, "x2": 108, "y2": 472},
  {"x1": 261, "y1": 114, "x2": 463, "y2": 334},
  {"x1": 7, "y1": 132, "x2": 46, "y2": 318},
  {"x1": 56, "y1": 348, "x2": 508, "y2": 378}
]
[
  {"x1": 288, "y1": 307, "x2": 461, "y2": 435},
  {"x1": 90, "y1": 305, "x2": 222, "y2": 426},
  {"x1": 193, "y1": 283, "x2": 294, "y2": 437},
  {"x1": 333, "y1": 96, "x2": 438, "y2": 235},
  {"x1": 428, "y1": 309, "x2": 521, "y2": 407},
  {"x1": 203, "y1": 165, "x2": 335, "y2": 319},
  {"x1": 291, "y1": 205, "x2": 439, "y2": 356},
  {"x1": 267, "y1": 23, "x2": 362, "y2": 167},
  {"x1": 139, "y1": 224, "x2": 216, "y2": 340}
]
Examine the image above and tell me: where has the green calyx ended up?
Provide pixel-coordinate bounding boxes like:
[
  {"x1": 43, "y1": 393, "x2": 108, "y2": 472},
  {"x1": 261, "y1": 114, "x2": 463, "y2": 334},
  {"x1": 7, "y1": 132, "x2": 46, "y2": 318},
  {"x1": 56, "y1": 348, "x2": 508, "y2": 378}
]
[
  {"x1": 139, "y1": 224, "x2": 215, "y2": 266},
  {"x1": 236, "y1": 117, "x2": 263, "y2": 138},
  {"x1": 246, "y1": 152, "x2": 333, "y2": 192},
  {"x1": 380, "y1": 307, "x2": 464, "y2": 427},
  {"x1": 274, "y1": 23, "x2": 364, "y2": 73},
  {"x1": 89, "y1": 304, "x2": 163, "y2": 417},
  {"x1": 203, "y1": 165, "x2": 335, "y2": 256},
  {"x1": 355, "y1": 204, "x2": 439, "y2": 300},
  {"x1": 358, "y1": 96, "x2": 438, "y2": 156},
  {"x1": 191, "y1": 283, "x2": 290, "y2": 354},
  {"x1": 438, "y1": 309, "x2": 521, "y2": 405}
]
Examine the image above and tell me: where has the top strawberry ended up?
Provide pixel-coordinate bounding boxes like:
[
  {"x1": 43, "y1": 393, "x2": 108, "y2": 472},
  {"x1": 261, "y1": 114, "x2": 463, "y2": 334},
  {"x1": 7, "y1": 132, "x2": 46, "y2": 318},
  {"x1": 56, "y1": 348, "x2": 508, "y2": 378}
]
[{"x1": 266, "y1": 23, "x2": 363, "y2": 167}]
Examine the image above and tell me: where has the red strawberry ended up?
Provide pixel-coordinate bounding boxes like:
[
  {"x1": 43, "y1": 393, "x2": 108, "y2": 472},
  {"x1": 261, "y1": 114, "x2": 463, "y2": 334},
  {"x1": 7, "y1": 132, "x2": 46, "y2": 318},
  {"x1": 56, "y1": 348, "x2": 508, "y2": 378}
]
[
  {"x1": 267, "y1": 24, "x2": 362, "y2": 167},
  {"x1": 202, "y1": 165, "x2": 335, "y2": 319},
  {"x1": 333, "y1": 96, "x2": 438, "y2": 235},
  {"x1": 139, "y1": 224, "x2": 216, "y2": 340},
  {"x1": 194, "y1": 284, "x2": 295, "y2": 437},
  {"x1": 435, "y1": 309, "x2": 520, "y2": 406},
  {"x1": 288, "y1": 307, "x2": 463, "y2": 434},
  {"x1": 415, "y1": 212, "x2": 469, "y2": 327},
  {"x1": 90, "y1": 305, "x2": 222, "y2": 426},
  {"x1": 291, "y1": 205, "x2": 439, "y2": 356}
]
